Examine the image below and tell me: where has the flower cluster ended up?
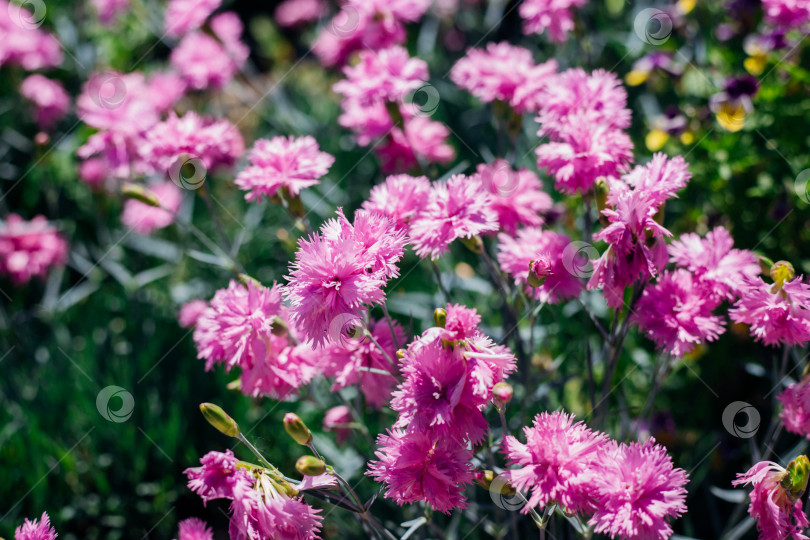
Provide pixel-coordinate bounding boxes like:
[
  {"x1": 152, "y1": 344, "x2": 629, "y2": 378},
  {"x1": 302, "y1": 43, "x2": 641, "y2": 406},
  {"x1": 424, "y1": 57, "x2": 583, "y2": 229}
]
[
  {"x1": 0, "y1": 0, "x2": 62, "y2": 70},
  {"x1": 779, "y1": 376, "x2": 810, "y2": 439},
  {"x1": 0, "y1": 214, "x2": 67, "y2": 284},
  {"x1": 519, "y1": 0, "x2": 587, "y2": 42},
  {"x1": 20, "y1": 75, "x2": 70, "y2": 129},
  {"x1": 731, "y1": 272, "x2": 810, "y2": 347}
]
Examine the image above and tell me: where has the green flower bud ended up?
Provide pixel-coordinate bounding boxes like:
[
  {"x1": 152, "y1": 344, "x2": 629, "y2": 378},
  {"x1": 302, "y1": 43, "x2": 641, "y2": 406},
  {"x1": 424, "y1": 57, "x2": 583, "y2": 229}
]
[
  {"x1": 121, "y1": 183, "x2": 160, "y2": 207},
  {"x1": 434, "y1": 308, "x2": 447, "y2": 329},
  {"x1": 200, "y1": 403, "x2": 240, "y2": 438},
  {"x1": 771, "y1": 260, "x2": 795, "y2": 286},
  {"x1": 460, "y1": 235, "x2": 484, "y2": 254},
  {"x1": 296, "y1": 455, "x2": 326, "y2": 476},
  {"x1": 784, "y1": 455, "x2": 810, "y2": 501},
  {"x1": 283, "y1": 413, "x2": 312, "y2": 446}
]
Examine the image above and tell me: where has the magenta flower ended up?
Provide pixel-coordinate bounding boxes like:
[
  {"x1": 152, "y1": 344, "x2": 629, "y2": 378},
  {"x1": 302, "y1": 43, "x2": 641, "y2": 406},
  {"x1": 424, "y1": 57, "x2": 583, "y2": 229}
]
[
  {"x1": 170, "y1": 26, "x2": 245, "y2": 90},
  {"x1": 0, "y1": 1, "x2": 62, "y2": 70},
  {"x1": 497, "y1": 227, "x2": 585, "y2": 304},
  {"x1": 779, "y1": 377, "x2": 810, "y2": 438},
  {"x1": 14, "y1": 512, "x2": 57, "y2": 540},
  {"x1": 20, "y1": 75, "x2": 70, "y2": 129},
  {"x1": 78, "y1": 158, "x2": 107, "y2": 190},
  {"x1": 333, "y1": 46, "x2": 428, "y2": 106},
  {"x1": 763, "y1": 0, "x2": 810, "y2": 29},
  {"x1": 186, "y1": 449, "x2": 253, "y2": 504},
  {"x1": 409, "y1": 174, "x2": 498, "y2": 259},
  {"x1": 519, "y1": 0, "x2": 587, "y2": 42},
  {"x1": 367, "y1": 429, "x2": 474, "y2": 514},
  {"x1": 178, "y1": 299, "x2": 208, "y2": 328},
  {"x1": 613, "y1": 153, "x2": 691, "y2": 208},
  {"x1": 146, "y1": 71, "x2": 188, "y2": 114},
  {"x1": 0, "y1": 214, "x2": 67, "y2": 285},
  {"x1": 502, "y1": 411, "x2": 608, "y2": 514},
  {"x1": 375, "y1": 117, "x2": 455, "y2": 173},
  {"x1": 235, "y1": 136, "x2": 334, "y2": 202},
  {"x1": 589, "y1": 439, "x2": 689, "y2": 540},
  {"x1": 275, "y1": 0, "x2": 325, "y2": 27},
  {"x1": 176, "y1": 518, "x2": 213, "y2": 540},
  {"x1": 164, "y1": 0, "x2": 221, "y2": 37},
  {"x1": 511, "y1": 60, "x2": 562, "y2": 113},
  {"x1": 361, "y1": 174, "x2": 431, "y2": 230},
  {"x1": 473, "y1": 160, "x2": 552, "y2": 233},
  {"x1": 733, "y1": 460, "x2": 810, "y2": 540},
  {"x1": 121, "y1": 181, "x2": 182, "y2": 236},
  {"x1": 730, "y1": 276, "x2": 810, "y2": 346},
  {"x1": 633, "y1": 270, "x2": 725, "y2": 358},
  {"x1": 669, "y1": 226, "x2": 760, "y2": 301},
  {"x1": 323, "y1": 405, "x2": 353, "y2": 444}
]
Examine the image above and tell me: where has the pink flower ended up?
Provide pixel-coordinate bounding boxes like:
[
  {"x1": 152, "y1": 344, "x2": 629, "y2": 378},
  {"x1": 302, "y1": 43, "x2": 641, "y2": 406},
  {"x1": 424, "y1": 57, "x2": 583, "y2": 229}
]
[
  {"x1": 779, "y1": 377, "x2": 810, "y2": 438},
  {"x1": 511, "y1": 61, "x2": 562, "y2": 114},
  {"x1": 519, "y1": 0, "x2": 587, "y2": 42},
  {"x1": 376, "y1": 117, "x2": 455, "y2": 173},
  {"x1": 731, "y1": 276, "x2": 810, "y2": 346},
  {"x1": 502, "y1": 411, "x2": 608, "y2": 514},
  {"x1": 669, "y1": 226, "x2": 760, "y2": 301},
  {"x1": 451, "y1": 42, "x2": 557, "y2": 112},
  {"x1": 323, "y1": 405, "x2": 353, "y2": 444},
  {"x1": 589, "y1": 439, "x2": 689, "y2": 540},
  {"x1": 186, "y1": 449, "x2": 253, "y2": 504},
  {"x1": 91, "y1": 0, "x2": 130, "y2": 25},
  {"x1": 14, "y1": 512, "x2": 57, "y2": 540},
  {"x1": 178, "y1": 299, "x2": 208, "y2": 328},
  {"x1": 146, "y1": 71, "x2": 187, "y2": 113},
  {"x1": 409, "y1": 174, "x2": 498, "y2": 259},
  {"x1": 612, "y1": 153, "x2": 691, "y2": 208},
  {"x1": 497, "y1": 227, "x2": 585, "y2": 303},
  {"x1": 170, "y1": 26, "x2": 245, "y2": 90},
  {"x1": 121, "y1": 181, "x2": 182, "y2": 235},
  {"x1": 0, "y1": 1, "x2": 63, "y2": 70},
  {"x1": 210, "y1": 12, "x2": 250, "y2": 67},
  {"x1": 763, "y1": 0, "x2": 810, "y2": 29},
  {"x1": 633, "y1": 270, "x2": 725, "y2": 357},
  {"x1": 285, "y1": 209, "x2": 406, "y2": 347},
  {"x1": 235, "y1": 136, "x2": 334, "y2": 202},
  {"x1": 78, "y1": 158, "x2": 108, "y2": 190},
  {"x1": 733, "y1": 460, "x2": 810, "y2": 540},
  {"x1": 20, "y1": 75, "x2": 70, "y2": 129},
  {"x1": 275, "y1": 0, "x2": 326, "y2": 27},
  {"x1": 473, "y1": 160, "x2": 552, "y2": 232},
  {"x1": 361, "y1": 174, "x2": 431, "y2": 230},
  {"x1": 176, "y1": 518, "x2": 213, "y2": 540},
  {"x1": 367, "y1": 429, "x2": 474, "y2": 514},
  {"x1": 0, "y1": 214, "x2": 67, "y2": 284},
  {"x1": 164, "y1": 0, "x2": 221, "y2": 37},
  {"x1": 333, "y1": 46, "x2": 428, "y2": 106}
]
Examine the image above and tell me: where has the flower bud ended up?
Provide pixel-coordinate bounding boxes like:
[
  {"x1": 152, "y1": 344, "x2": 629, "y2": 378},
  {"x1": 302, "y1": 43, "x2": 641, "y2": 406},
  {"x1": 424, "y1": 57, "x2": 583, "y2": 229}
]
[
  {"x1": 396, "y1": 349, "x2": 405, "y2": 360},
  {"x1": 527, "y1": 254, "x2": 553, "y2": 288},
  {"x1": 474, "y1": 470, "x2": 516, "y2": 496},
  {"x1": 474, "y1": 470, "x2": 496, "y2": 489},
  {"x1": 284, "y1": 413, "x2": 312, "y2": 446},
  {"x1": 460, "y1": 235, "x2": 484, "y2": 254},
  {"x1": 296, "y1": 455, "x2": 327, "y2": 476},
  {"x1": 770, "y1": 260, "x2": 795, "y2": 286},
  {"x1": 237, "y1": 273, "x2": 263, "y2": 289},
  {"x1": 199, "y1": 403, "x2": 240, "y2": 438},
  {"x1": 434, "y1": 308, "x2": 447, "y2": 329},
  {"x1": 270, "y1": 316, "x2": 289, "y2": 337},
  {"x1": 121, "y1": 183, "x2": 160, "y2": 207},
  {"x1": 784, "y1": 455, "x2": 810, "y2": 501},
  {"x1": 492, "y1": 382, "x2": 513, "y2": 405}
]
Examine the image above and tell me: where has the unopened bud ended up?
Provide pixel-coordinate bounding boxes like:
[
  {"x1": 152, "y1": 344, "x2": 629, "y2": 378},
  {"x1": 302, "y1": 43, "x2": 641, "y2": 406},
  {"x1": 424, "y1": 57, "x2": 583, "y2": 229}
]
[
  {"x1": 784, "y1": 455, "x2": 810, "y2": 501},
  {"x1": 460, "y1": 235, "x2": 484, "y2": 254},
  {"x1": 771, "y1": 260, "x2": 795, "y2": 286},
  {"x1": 434, "y1": 308, "x2": 447, "y2": 328},
  {"x1": 296, "y1": 455, "x2": 326, "y2": 476},
  {"x1": 237, "y1": 273, "x2": 263, "y2": 289},
  {"x1": 474, "y1": 470, "x2": 496, "y2": 489},
  {"x1": 122, "y1": 183, "x2": 160, "y2": 207},
  {"x1": 270, "y1": 316, "x2": 289, "y2": 337},
  {"x1": 34, "y1": 132, "x2": 49, "y2": 146},
  {"x1": 492, "y1": 382, "x2": 513, "y2": 405},
  {"x1": 527, "y1": 254, "x2": 553, "y2": 288},
  {"x1": 595, "y1": 178, "x2": 609, "y2": 213},
  {"x1": 284, "y1": 413, "x2": 312, "y2": 446},
  {"x1": 396, "y1": 349, "x2": 405, "y2": 360},
  {"x1": 200, "y1": 403, "x2": 240, "y2": 437}
]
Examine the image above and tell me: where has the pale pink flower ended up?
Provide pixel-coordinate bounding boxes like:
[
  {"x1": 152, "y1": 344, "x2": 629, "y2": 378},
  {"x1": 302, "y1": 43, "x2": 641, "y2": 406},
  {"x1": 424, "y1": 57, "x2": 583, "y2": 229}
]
[
  {"x1": 473, "y1": 160, "x2": 552, "y2": 232},
  {"x1": 779, "y1": 377, "x2": 810, "y2": 438},
  {"x1": 210, "y1": 12, "x2": 250, "y2": 67},
  {"x1": 497, "y1": 227, "x2": 585, "y2": 303},
  {"x1": 590, "y1": 439, "x2": 689, "y2": 540},
  {"x1": 178, "y1": 299, "x2": 208, "y2": 328},
  {"x1": 78, "y1": 158, "x2": 107, "y2": 190},
  {"x1": 731, "y1": 276, "x2": 810, "y2": 346},
  {"x1": 0, "y1": 1, "x2": 63, "y2": 70},
  {"x1": 176, "y1": 518, "x2": 213, "y2": 540},
  {"x1": 511, "y1": 60, "x2": 561, "y2": 114},
  {"x1": 409, "y1": 174, "x2": 498, "y2": 259},
  {"x1": 20, "y1": 75, "x2": 70, "y2": 129},
  {"x1": 0, "y1": 214, "x2": 67, "y2": 284},
  {"x1": 323, "y1": 405, "x2": 353, "y2": 444},
  {"x1": 611, "y1": 153, "x2": 691, "y2": 208},
  {"x1": 146, "y1": 71, "x2": 187, "y2": 113},
  {"x1": 633, "y1": 270, "x2": 725, "y2": 358},
  {"x1": 235, "y1": 136, "x2": 334, "y2": 201},
  {"x1": 502, "y1": 411, "x2": 608, "y2": 514},
  {"x1": 275, "y1": 0, "x2": 326, "y2": 27},
  {"x1": 170, "y1": 28, "x2": 244, "y2": 90},
  {"x1": 367, "y1": 429, "x2": 474, "y2": 514},
  {"x1": 121, "y1": 181, "x2": 182, "y2": 235},
  {"x1": 91, "y1": 0, "x2": 130, "y2": 25},
  {"x1": 361, "y1": 174, "x2": 431, "y2": 230},
  {"x1": 333, "y1": 46, "x2": 428, "y2": 106},
  {"x1": 519, "y1": 0, "x2": 587, "y2": 42},
  {"x1": 164, "y1": 0, "x2": 221, "y2": 37},
  {"x1": 14, "y1": 512, "x2": 57, "y2": 540}
]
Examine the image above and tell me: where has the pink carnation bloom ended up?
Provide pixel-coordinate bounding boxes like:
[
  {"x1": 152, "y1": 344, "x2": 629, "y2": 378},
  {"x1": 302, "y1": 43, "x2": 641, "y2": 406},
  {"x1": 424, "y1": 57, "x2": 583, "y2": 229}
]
[
  {"x1": 451, "y1": 42, "x2": 557, "y2": 113},
  {"x1": 502, "y1": 411, "x2": 608, "y2": 514},
  {"x1": 146, "y1": 71, "x2": 187, "y2": 113},
  {"x1": 762, "y1": 0, "x2": 810, "y2": 29},
  {"x1": 78, "y1": 158, "x2": 108, "y2": 190},
  {"x1": 178, "y1": 299, "x2": 208, "y2": 328},
  {"x1": 496, "y1": 227, "x2": 585, "y2": 304},
  {"x1": 121, "y1": 181, "x2": 182, "y2": 235},
  {"x1": 275, "y1": 0, "x2": 325, "y2": 27},
  {"x1": 367, "y1": 429, "x2": 474, "y2": 514},
  {"x1": 20, "y1": 75, "x2": 70, "y2": 129},
  {"x1": 473, "y1": 160, "x2": 552, "y2": 233},
  {"x1": 733, "y1": 461, "x2": 810, "y2": 540},
  {"x1": 361, "y1": 174, "x2": 431, "y2": 230},
  {"x1": 0, "y1": 1, "x2": 63, "y2": 70},
  {"x1": 779, "y1": 377, "x2": 810, "y2": 438},
  {"x1": 730, "y1": 276, "x2": 810, "y2": 346},
  {"x1": 210, "y1": 12, "x2": 250, "y2": 66},
  {"x1": 589, "y1": 439, "x2": 689, "y2": 540},
  {"x1": 321, "y1": 317, "x2": 405, "y2": 408},
  {"x1": 669, "y1": 226, "x2": 760, "y2": 301},
  {"x1": 91, "y1": 0, "x2": 129, "y2": 25},
  {"x1": 186, "y1": 449, "x2": 253, "y2": 504},
  {"x1": 164, "y1": 0, "x2": 221, "y2": 37},
  {"x1": 285, "y1": 209, "x2": 406, "y2": 347},
  {"x1": 235, "y1": 136, "x2": 334, "y2": 202},
  {"x1": 511, "y1": 60, "x2": 561, "y2": 114},
  {"x1": 377, "y1": 117, "x2": 455, "y2": 173},
  {"x1": 610, "y1": 153, "x2": 691, "y2": 208},
  {"x1": 333, "y1": 46, "x2": 428, "y2": 106},
  {"x1": 14, "y1": 512, "x2": 57, "y2": 540},
  {"x1": 323, "y1": 405, "x2": 353, "y2": 444},
  {"x1": 170, "y1": 25, "x2": 245, "y2": 90},
  {"x1": 519, "y1": 0, "x2": 586, "y2": 42},
  {"x1": 633, "y1": 270, "x2": 725, "y2": 358},
  {"x1": 0, "y1": 214, "x2": 67, "y2": 284},
  {"x1": 176, "y1": 518, "x2": 213, "y2": 540},
  {"x1": 409, "y1": 174, "x2": 498, "y2": 259}
]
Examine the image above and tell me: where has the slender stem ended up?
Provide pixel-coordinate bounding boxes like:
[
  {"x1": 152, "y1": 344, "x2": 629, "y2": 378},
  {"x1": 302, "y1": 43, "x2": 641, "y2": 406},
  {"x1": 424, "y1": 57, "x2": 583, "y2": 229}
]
[
  {"x1": 363, "y1": 327, "x2": 398, "y2": 372},
  {"x1": 237, "y1": 433, "x2": 274, "y2": 470},
  {"x1": 381, "y1": 304, "x2": 401, "y2": 351},
  {"x1": 431, "y1": 259, "x2": 451, "y2": 303},
  {"x1": 199, "y1": 186, "x2": 234, "y2": 259}
]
